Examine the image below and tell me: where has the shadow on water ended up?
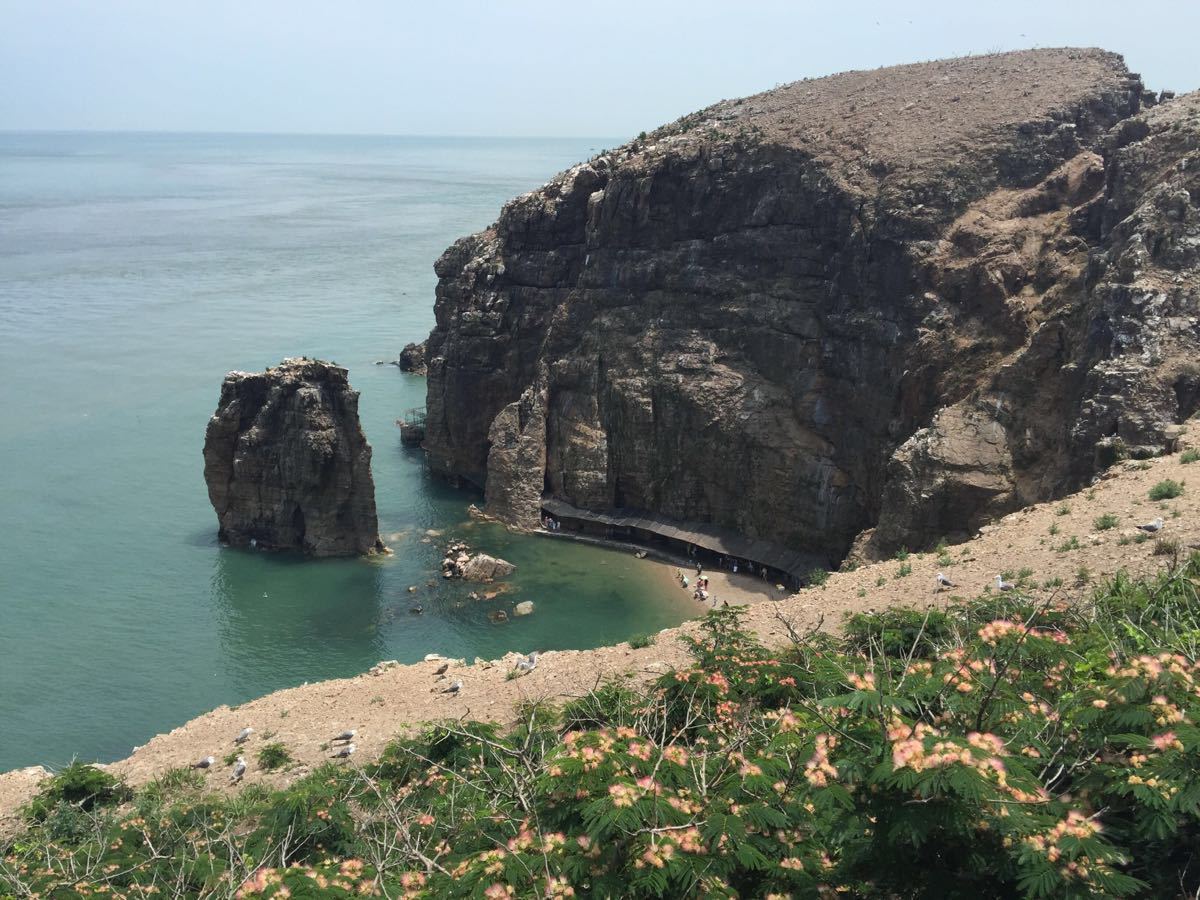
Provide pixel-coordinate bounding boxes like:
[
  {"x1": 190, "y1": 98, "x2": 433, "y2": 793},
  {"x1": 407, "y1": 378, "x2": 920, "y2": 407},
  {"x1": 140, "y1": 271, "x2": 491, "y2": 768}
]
[{"x1": 209, "y1": 546, "x2": 389, "y2": 695}]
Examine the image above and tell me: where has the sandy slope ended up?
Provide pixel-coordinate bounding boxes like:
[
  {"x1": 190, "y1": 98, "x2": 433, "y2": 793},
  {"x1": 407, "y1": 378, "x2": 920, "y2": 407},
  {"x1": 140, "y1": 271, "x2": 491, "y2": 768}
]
[{"x1": 3, "y1": 435, "x2": 1197, "y2": 837}]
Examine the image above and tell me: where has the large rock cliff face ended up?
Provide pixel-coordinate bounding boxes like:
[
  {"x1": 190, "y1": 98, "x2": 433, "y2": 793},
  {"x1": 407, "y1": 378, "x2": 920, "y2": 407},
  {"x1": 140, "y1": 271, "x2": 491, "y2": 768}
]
[
  {"x1": 424, "y1": 49, "x2": 1200, "y2": 561},
  {"x1": 203, "y1": 358, "x2": 386, "y2": 557}
]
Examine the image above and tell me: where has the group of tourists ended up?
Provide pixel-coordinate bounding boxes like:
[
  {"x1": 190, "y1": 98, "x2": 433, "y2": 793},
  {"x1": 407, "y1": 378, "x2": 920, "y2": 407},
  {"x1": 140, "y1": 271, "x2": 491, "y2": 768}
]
[
  {"x1": 678, "y1": 564, "x2": 715, "y2": 603},
  {"x1": 541, "y1": 516, "x2": 561, "y2": 531}
]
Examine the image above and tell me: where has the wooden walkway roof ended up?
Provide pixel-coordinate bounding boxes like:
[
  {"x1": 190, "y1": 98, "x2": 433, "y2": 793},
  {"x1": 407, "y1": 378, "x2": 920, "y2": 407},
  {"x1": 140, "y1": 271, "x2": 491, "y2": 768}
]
[{"x1": 540, "y1": 497, "x2": 824, "y2": 581}]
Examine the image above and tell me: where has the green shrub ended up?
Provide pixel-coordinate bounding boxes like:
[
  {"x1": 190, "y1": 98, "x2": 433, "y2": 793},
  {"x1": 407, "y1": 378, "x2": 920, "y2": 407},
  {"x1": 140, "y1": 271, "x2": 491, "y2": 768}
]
[
  {"x1": 628, "y1": 632, "x2": 656, "y2": 649},
  {"x1": 844, "y1": 606, "x2": 951, "y2": 657},
  {"x1": 1094, "y1": 513, "x2": 1120, "y2": 530},
  {"x1": 805, "y1": 568, "x2": 830, "y2": 587},
  {"x1": 1149, "y1": 479, "x2": 1184, "y2": 500},
  {"x1": 25, "y1": 762, "x2": 128, "y2": 821},
  {"x1": 256, "y1": 742, "x2": 293, "y2": 771},
  {"x1": 895, "y1": 562, "x2": 913, "y2": 579},
  {"x1": 1181, "y1": 449, "x2": 1200, "y2": 464}
]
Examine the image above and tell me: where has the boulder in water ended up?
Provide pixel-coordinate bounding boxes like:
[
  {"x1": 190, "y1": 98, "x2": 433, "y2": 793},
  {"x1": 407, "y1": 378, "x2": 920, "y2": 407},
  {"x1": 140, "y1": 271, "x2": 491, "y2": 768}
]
[{"x1": 513, "y1": 600, "x2": 535, "y2": 616}]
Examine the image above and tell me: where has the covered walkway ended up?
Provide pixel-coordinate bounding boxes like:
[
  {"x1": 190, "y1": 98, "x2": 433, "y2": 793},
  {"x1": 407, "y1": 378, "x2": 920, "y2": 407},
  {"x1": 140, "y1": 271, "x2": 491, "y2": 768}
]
[{"x1": 540, "y1": 497, "x2": 825, "y2": 588}]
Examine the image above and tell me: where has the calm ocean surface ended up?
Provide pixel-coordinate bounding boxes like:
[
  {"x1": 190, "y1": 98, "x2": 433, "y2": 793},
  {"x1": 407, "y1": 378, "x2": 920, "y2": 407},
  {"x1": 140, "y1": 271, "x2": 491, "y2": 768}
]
[{"x1": 0, "y1": 132, "x2": 692, "y2": 772}]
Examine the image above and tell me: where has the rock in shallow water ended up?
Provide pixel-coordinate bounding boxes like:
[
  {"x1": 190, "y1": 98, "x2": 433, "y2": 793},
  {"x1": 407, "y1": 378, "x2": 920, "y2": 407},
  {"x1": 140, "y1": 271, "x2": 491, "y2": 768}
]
[{"x1": 202, "y1": 357, "x2": 386, "y2": 557}]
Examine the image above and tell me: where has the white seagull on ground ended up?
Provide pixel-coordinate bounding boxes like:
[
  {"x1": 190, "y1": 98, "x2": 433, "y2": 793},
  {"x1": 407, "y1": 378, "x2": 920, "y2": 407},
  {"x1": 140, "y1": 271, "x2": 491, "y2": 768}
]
[
  {"x1": 331, "y1": 743, "x2": 356, "y2": 759},
  {"x1": 935, "y1": 572, "x2": 955, "y2": 590},
  {"x1": 191, "y1": 755, "x2": 215, "y2": 770},
  {"x1": 230, "y1": 756, "x2": 246, "y2": 783},
  {"x1": 515, "y1": 651, "x2": 539, "y2": 673},
  {"x1": 234, "y1": 727, "x2": 254, "y2": 744},
  {"x1": 442, "y1": 679, "x2": 463, "y2": 695},
  {"x1": 995, "y1": 575, "x2": 1016, "y2": 592},
  {"x1": 332, "y1": 729, "x2": 356, "y2": 743},
  {"x1": 1137, "y1": 517, "x2": 1164, "y2": 533}
]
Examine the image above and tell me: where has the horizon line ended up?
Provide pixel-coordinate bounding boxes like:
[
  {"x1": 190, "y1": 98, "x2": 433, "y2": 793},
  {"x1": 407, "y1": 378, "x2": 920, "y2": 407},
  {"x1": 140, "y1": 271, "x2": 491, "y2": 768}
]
[{"x1": 0, "y1": 127, "x2": 625, "y2": 142}]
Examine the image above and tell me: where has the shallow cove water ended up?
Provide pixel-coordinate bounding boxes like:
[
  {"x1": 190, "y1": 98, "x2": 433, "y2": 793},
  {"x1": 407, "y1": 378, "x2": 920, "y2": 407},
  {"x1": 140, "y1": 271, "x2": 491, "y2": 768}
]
[{"x1": 0, "y1": 132, "x2": 695, "y2": 772}]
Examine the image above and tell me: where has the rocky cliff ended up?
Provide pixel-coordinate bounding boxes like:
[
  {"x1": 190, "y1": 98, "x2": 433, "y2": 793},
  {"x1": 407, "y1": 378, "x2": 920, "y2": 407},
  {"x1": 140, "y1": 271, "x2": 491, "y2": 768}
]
[
  {"x1": 203, "y1": 358, "x2": 386, "y2": 557},
  {"x1": 424, "y1": 49, "x2": 1200, "y2": 562}
]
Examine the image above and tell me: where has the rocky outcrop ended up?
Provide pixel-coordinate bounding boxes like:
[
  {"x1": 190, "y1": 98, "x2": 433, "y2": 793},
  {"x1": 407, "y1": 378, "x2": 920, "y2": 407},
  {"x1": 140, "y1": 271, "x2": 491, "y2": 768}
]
[
  {"x1": 398, "y1": 341, "x2": 427, "y2": 374},
  {"x1": 203, "y1": 358, "x2": 386, "y2": 557},
  {"x1": 424, "y1": 49, "x2": 1200, "y2": 562},
  {"x1": 440, "y1": 541, "x2": 516, "y2": 581}
]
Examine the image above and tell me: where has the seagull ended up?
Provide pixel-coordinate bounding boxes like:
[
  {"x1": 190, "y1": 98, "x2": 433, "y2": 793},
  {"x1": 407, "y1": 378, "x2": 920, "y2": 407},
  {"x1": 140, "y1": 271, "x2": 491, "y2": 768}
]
[
  {"x1": 409, "y1": 605, "x2": 423, "y2": 615},
  {"x1": 515, "y1": 651, "x2": 539, "y2": 673},
  {"x1": 935, "y1": 572, "x2": 955, "y2": 590},
  {"x1": 442, "y1": 679, "x2": 463, "y2": 695},
  {"x1": 331, "y1": 743, "x2": 356, "y2": 759},
  {"x1": 332, "y1": 729, "x2": 356, "y2": 743},
  {"x1": 1136, "y1": 517, "x2": 1164, "y2": 533},
  {"x1": 433, "y1": 662, "x2": 450, "y2": 676},
  {"x1": 234, "y1": 727, "x2": 254, "y2": 744},
  {"x1": 230, "y1": 756, "x2": 246, "y2": 783},
  {"x1": 995, "y1": 575, "x2": 1015, "y2": 592},
  {"x1": 191, "y1": 755, "x2": 216, "y2": 770}
]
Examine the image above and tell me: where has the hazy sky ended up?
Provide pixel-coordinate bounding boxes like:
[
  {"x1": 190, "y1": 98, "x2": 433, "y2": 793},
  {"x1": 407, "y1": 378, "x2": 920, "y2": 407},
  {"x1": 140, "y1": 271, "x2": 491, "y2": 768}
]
[{"x1": 2, "y1": 0, "x2": 1197, "y2": 139}]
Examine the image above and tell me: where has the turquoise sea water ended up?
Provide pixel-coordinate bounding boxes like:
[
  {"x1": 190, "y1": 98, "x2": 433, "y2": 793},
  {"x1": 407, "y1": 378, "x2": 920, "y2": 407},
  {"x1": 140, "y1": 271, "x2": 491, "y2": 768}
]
[{"x1": 0, "y1": 132, "x2": 693, "y2": 772}]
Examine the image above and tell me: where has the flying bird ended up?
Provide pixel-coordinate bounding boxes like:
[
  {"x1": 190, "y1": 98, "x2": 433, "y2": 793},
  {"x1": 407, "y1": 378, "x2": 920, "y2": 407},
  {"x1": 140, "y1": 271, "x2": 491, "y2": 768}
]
[
  {"x1": 935, "y1": 572, "x2": 955, "y2": 590},
  {"x1": 995, "y1": 575, "x2": 1015, "y2": 592},
  {"x1": 331, "y1": 743, "x2": 357, "y2": 759},
  {"x1": 234, "y1": 727, "x2": 254, "y2": 744},
  {"x1": 332, "y1": 729, "x2": 356, "y2": 743},
  {"x1": 442, "y1": 679, "x2": 463, "y2": 695},
  {"x1": 191, "y1": 756, "x2": 216, "y2": 770},
  {"x1": 433, "y1": 662, "x2": 450, "y2": 676},
  {"x1": 515, "y1": 651, "x2": 539, "y2": 673},
  {"x1": 230, "y1": 756, "x2": 246, "y2": 783},
  {"x1": 1136, "y1": 517, "x2": 1164, "y2": 533}
]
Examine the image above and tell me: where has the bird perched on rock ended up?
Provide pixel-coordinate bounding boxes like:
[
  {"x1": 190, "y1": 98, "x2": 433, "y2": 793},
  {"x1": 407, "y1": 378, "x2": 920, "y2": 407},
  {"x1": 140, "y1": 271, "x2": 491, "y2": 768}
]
[
  {"x1": 995, "y1": 575, "x2": 1015, "y2": 592},
  {"x1": 191, "y1": 755, "x2": 216, "y2": 770},
  {"x1": 332, "y1": 729, "x2": 356, "y2": 743},
  {"x1": 234, "y1": 727, "x2": 254, "y2": 744},
  {"x1": 433, "y1": 662, "x2": 450, "y2": 676},
  {"x1": 515, "y1": 651, "x2": 539, "y2": 673},
  {"x1": 935, "y1": 572, "x2": 955, "y2": 591},
  {"x1": 230, "y1": 756, "x2": 246, "y2": 783},
  {"x1": 442, "y1": 679, "x2": 463, "y2": 695},
  {"x1": 1137, "y1": 517, "x2": 1164, "y2": 533},
  {"x1": 331, "y1": 743, "x2": 356, "y2": 759}
]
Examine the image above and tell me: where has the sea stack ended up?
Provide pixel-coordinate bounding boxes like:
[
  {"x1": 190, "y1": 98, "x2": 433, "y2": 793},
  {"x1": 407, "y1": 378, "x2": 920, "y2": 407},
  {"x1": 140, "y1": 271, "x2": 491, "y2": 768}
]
[{"x1": 203, "y1": 358, "x2": 386, "y2": 557}]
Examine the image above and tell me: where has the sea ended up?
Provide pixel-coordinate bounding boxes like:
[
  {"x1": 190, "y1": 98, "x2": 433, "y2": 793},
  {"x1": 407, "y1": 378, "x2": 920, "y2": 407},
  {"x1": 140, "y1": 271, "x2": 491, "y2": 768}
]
[{"x1": 0, "y1": 132, "x2": 694, "y2": 772}]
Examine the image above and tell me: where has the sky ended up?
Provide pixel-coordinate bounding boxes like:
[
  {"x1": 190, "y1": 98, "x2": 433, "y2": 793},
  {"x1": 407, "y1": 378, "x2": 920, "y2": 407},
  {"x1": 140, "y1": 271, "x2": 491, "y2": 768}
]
[{"x1": 2, "y1": 0, "x2": 1197, "y2": 139}]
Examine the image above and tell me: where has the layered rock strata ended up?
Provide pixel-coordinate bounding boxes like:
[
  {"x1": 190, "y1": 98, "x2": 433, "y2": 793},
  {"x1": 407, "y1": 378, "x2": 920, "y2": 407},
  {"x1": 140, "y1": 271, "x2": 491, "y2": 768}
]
[
  {"x1": 203, "y1": 358, "x2": 386, "y2": 557},
  {"x1": 424, "y1": 49, "x2": 1200, "y2": 562}
]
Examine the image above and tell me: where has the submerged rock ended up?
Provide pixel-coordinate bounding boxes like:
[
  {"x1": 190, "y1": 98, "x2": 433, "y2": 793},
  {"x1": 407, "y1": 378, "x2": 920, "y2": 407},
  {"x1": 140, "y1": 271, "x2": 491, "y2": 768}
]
[{"x1": 203, "y1": 358, "x2": 386, "y2": 557}]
